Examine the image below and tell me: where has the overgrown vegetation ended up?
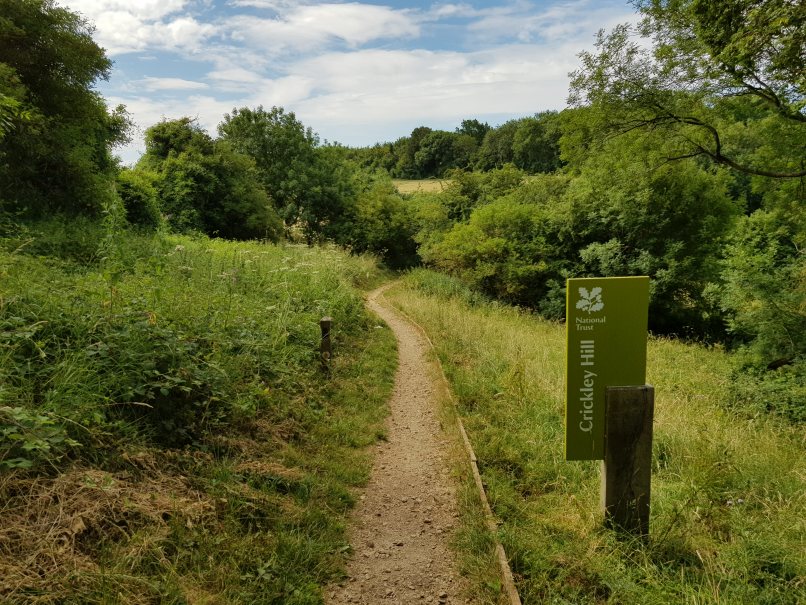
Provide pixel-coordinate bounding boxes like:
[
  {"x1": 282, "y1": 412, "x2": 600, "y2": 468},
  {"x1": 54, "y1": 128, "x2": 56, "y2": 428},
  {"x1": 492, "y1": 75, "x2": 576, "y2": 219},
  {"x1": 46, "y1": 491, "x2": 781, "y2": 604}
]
[
  {"x1": 0, "y1": 220, "x2": 396, "y2": 603},
  {"x1": 0, "y1": 0, "x2": 803, "y2": 601},
  {"x1": 388, "y1": 271, "x2": 805, "y2": 604}
]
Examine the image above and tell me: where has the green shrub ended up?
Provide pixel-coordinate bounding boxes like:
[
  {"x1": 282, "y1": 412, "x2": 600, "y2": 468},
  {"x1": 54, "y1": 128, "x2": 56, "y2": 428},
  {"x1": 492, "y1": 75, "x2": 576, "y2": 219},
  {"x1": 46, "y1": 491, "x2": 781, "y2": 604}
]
[
  {"x1": 718, "y1": 205, "x2": 806, "y2": 422},
  {"x1": 0, "y1": 406, "x2": 79, "y2": 469},
  {"x1": 116, "y1": 168, "x2": 161, "y2": 229}
]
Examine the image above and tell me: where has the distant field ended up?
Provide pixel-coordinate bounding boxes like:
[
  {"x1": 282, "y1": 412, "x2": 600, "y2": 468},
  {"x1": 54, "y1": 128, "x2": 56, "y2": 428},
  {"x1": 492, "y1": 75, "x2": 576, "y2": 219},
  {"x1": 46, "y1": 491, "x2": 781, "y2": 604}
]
[{"x1": 392, "y1": 178, "x2": 450, "y2": 193}]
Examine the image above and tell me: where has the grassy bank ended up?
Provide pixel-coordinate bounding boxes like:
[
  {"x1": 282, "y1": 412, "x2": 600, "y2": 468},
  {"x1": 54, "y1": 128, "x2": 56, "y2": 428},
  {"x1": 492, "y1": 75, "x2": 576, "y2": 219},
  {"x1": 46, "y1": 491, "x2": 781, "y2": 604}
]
[
  {"x1": 386, "y1": 269, "x2": 805, "y2": 605},
  {"x1": 0, "y1": 219, "x2": 396, "y2": 604}
]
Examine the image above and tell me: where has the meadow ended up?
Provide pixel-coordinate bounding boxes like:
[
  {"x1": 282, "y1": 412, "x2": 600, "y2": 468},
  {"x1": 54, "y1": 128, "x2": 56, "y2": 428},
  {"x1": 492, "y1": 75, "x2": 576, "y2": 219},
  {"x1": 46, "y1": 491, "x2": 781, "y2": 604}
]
[
  {"x1": 387, "y1": 269, "x2": 805, "y2": 605},
  {"x1": 392, "y1": 178, "x2": 451, "y2": 194},
  {"x1": 0, "y1": 218, "x2": 397, "y2": 604}
]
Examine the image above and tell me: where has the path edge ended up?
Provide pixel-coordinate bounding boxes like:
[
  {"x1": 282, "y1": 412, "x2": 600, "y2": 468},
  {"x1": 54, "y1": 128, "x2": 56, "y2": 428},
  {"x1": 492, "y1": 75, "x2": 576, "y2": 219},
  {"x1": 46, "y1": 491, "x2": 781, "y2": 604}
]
[{"x1": 371, "y1": 283, "x2": 523, "y2": 605}]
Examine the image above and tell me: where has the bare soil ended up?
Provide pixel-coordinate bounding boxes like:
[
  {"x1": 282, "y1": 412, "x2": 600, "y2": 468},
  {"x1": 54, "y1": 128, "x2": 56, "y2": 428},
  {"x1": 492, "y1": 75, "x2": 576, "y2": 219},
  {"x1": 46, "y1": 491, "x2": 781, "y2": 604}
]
[{"x1": 326, "y1": 285, "x2": 470, "y2": 605}]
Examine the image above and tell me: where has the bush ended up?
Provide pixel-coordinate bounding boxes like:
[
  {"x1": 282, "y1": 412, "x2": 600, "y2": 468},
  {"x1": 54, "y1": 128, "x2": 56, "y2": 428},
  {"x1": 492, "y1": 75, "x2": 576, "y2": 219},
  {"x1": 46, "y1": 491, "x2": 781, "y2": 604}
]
[
  {"x1": 116, "y1": 168, "x2": 161, "y2": 229},
  {"x1": 719, "y1": 204, "x2": 806, "y2": 422}
]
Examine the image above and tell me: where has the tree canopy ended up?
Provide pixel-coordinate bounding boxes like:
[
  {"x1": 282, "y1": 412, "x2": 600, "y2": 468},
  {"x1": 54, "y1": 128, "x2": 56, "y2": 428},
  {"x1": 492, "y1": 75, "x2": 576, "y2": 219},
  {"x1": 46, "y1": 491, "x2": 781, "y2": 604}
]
[
  {"x1": 0, "y1": 0, "x2": 129, "y2": 214},
  {"x1": 138, "y1": 118, "x2": 282, "y2": 241},
  {"x1": 570, "y1": 0, "x2": 805, "y2": 179}
]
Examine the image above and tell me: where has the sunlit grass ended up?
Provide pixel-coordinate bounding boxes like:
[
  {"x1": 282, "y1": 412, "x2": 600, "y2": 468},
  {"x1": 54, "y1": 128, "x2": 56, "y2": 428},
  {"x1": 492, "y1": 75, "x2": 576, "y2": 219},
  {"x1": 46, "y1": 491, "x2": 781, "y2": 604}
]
[
  {"x1": 387, "y1": 269, "x2": 805, "y2": 605},
  {"x1": 0, "y1": 221, "x2": 397, "y2": 603},
  {"x1": 392, "y1": 178, "x2": 451, "y2": 194}
]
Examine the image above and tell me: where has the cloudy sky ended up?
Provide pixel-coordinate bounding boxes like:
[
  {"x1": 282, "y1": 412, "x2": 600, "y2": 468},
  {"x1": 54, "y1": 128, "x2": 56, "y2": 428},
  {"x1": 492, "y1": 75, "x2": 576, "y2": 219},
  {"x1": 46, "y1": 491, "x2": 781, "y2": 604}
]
[{"x1": 60, "y1": 0, "x2": 637, "y2": 163}]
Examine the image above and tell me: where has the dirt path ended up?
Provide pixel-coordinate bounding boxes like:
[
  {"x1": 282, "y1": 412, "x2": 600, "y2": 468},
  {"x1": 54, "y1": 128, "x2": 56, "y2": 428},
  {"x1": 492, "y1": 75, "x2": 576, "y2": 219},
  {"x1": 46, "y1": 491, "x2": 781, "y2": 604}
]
[{"x1": 326, "y1": 285, "x2": 470, "y2": 605}]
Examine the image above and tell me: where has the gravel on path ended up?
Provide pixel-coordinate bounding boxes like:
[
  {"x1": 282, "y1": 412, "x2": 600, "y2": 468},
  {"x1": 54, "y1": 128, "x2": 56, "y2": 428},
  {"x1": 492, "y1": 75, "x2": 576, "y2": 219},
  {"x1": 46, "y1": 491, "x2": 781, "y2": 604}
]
[{"x1": 325, "y1": 285, "x2": 471, "y2": 605}]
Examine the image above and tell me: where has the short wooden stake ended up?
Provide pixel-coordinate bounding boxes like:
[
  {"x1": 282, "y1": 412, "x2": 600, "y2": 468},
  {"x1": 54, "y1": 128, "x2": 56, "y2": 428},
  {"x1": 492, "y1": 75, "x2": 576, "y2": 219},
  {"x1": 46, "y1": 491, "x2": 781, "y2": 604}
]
[
  {"x1": 601, "y1": 385, "x2": 654, "y2": 537},
  {"x1": 320, "y1": 316, "x2": 332, "y2": 370}
]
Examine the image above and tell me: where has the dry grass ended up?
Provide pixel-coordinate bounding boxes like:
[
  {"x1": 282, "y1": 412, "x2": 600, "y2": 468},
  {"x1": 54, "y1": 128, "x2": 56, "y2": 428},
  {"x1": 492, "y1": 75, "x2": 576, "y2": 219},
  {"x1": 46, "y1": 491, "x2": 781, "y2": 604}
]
[
  {"x1": 0, "y1": 458, "x2": 215, "y2": 603},
  {"x1": 386, "y1": 270, "x2": 806, "y2": 605},
  {"x1": 392, "y1": 179, "x2": 451, "y2": 194}
]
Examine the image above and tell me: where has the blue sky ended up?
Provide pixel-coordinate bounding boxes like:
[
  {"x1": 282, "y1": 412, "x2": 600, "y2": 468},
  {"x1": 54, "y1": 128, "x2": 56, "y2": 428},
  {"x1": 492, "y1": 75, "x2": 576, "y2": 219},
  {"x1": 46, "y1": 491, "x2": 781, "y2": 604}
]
[{"x1": 60, "y1": 0, "x2": 637, "y2": 163}]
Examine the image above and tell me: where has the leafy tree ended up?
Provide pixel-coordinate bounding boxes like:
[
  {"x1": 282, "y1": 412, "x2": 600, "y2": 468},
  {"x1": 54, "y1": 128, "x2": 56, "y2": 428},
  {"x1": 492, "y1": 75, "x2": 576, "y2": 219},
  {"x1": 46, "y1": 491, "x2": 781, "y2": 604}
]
[
  {"x1": 456, "y1": 119, "x2": 491, "y2": 146},
  {"x1": 394, "y1": 126, "x2": 433, "y2": 178},
  {"x1": 474, "y1": 120, "x2": 519, "y2": 171},
  {"x1": 140, "y1": 118, "x2": 282, "y2": 240},
  {"x1": 422, "y1": 194, "x2": 560, "y2": 306},
  {"x1": 558, "y1": 130, "x2": 739, "y2": 333},
  {"x1": 718, "y1": 200, "x2": 806, "y2": 421},
  {"x1": 218, "y1": 106, "x2": 353, "y2": 237},
  {"x1": 342, "y1": 179, "x2": 418, "y2": 268},
  {"x1": 570, "y1": 0, "x2": 805, "y2": 179},
  {"x1": 512, "y1": 111, "x2": 563, "y2": 173},
  {"x1": 414, "y1": 130, "x2": 475, "y2": 177},
  {"x1": 720, "y1": 202, "x2": 806, "y2": 365},
  {"x1": 0, "y1": 0, "x2": 130, "y2": 215},
  {"x1": 0, "y1": 65, "x2": 36, "y2": 141},
  {"x1": 439, "y1": 166, "x2": 525, "y2": 222}
]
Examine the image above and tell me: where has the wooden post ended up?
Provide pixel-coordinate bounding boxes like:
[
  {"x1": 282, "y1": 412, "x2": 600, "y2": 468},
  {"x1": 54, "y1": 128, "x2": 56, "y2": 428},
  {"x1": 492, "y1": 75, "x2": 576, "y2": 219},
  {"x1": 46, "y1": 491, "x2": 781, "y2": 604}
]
[
  {"x1": 320, "y1": 316, "x2": 332, "y2": 370},
  {"x1": 601, "y1": 385, "x2": 654, "y2": 537}
]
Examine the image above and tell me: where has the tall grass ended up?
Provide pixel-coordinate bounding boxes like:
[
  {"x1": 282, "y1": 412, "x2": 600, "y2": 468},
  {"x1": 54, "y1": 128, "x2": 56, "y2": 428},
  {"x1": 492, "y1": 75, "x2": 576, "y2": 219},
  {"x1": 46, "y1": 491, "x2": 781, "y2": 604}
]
[
  {"x1": 0, "y1": 219, "x2": 396, "y2": 603},
  {"x1": 387, "y1": 269, "x2": 805, "y2": 605}
]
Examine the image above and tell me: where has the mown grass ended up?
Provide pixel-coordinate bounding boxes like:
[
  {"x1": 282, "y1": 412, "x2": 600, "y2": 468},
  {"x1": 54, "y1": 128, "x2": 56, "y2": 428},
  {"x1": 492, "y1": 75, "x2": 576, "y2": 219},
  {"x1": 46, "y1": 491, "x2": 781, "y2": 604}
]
[
  {"x1": 387, "y1": 269, "x2": 805, "y2": 605},
  {"x1": 0, "y1": 218, "x2": 396, "y2": 604}
]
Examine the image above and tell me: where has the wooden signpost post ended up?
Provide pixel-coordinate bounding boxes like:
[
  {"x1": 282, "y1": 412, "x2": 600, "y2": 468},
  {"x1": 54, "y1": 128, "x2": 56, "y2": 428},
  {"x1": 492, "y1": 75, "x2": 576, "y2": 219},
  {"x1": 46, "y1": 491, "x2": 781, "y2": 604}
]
[
  {"x1": 565, "y1": 277, "x2": 653, "y2": 536},
  {"x1": 320, "y1": 316, "x2": 332, "y2": 372}
]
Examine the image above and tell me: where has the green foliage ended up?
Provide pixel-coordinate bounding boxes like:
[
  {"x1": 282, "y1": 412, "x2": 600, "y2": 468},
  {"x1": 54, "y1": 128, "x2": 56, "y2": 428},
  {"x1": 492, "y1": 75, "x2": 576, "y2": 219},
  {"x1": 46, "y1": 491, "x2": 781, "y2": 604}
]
[
  {"x1": 394, "y1": 125, "x2": 432, "y2": 178},
  {"x1": 140, "y1": 118, "x2": 282, "y2": 241},
  {"x1": 414, "y1": 130, "x2": 476, "y2": 177},
  {"x1": 720, "y1": 204, "x2": 806, "y2": 362},
  {"x1": 0, "y1": 218, "x2": 397, "y2": 602},
  {"x1": 0, "y1": 406, "x2": 79, "y2": 470},
  {"x1": 456, "y1": 119, "x2": 491, "y2": 146},
  {"x1": 218, "y1": 105, "x2": 354, "y2": 238},
  {"x1": 474, "y1": 120, "x2": 519, "y2": 171},
  {"x1": 438, "y1": 165, "x2": 526, "y2": 221},
  {"x1": 419, "y1": 139, "x2": 738, "y2": 334},
  {"x1": 560, "y1": 133, "x2": 739, "y2": 334},
  {"x1": 718, "y1": 203, "x2": 806, "y2": 421},
  {"x1": 0, "y1": 64, "x2": 37, "y2": 141},
  {"x1": 423, "y1": 195, "x2": 557, "y2": 307},
  {"x1": 344, "y1": 179, "x2": 419, "y2": 268},
  {"x1": 511, "y1": 112, "x2": 563, "y2": 173},
  {"x1": 116, "y1": 168, "x2": 161, "y2": 229},
  {"x1": 388, "y1": 278, "x2": 806, "y2": 605},
  {"x1": 570, "y1": 1, "x2": 806, "y2": 179},
  {"x1": 0, "y1": 0, "x2": 130, "y2": 215}
]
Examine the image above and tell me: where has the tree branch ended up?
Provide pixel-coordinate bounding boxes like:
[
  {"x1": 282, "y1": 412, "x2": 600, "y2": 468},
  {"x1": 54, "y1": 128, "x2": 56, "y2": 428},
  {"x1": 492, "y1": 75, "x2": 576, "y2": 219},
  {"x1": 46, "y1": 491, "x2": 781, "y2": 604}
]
[{"x1": 613, "y1": 107, "x2": 806, "y2": 179}]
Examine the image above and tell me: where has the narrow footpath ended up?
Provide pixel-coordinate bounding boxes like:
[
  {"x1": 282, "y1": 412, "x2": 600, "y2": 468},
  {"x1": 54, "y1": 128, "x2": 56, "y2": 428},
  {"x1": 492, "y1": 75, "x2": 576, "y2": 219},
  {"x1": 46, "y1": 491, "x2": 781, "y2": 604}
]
[{"x1": 326, "y1": 285, "x2": 471, "y2": 605}]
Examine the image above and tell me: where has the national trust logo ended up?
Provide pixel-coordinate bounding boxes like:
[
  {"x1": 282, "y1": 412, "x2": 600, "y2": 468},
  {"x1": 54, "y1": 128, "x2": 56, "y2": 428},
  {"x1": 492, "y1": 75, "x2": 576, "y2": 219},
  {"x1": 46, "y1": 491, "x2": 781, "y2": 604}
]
[{"x1": 576, "y1": 287, "x2": 604, "y2": 314}]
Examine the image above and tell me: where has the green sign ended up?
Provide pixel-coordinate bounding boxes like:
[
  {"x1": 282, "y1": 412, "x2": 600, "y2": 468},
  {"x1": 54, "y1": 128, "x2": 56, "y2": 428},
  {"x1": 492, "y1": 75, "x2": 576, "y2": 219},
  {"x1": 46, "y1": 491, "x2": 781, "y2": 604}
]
[{"x1": 565, "y1": 276, "x2": 650, "y2": 460}]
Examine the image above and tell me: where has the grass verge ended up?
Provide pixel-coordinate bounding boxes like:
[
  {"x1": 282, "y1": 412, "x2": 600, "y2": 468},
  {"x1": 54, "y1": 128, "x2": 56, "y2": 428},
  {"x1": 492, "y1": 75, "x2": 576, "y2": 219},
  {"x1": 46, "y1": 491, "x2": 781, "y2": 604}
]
[
  {"x1": 0, "y1": 218, "x2": 396, "y2": 604},
  {"x1": 386, "y1": 269, "x2": 805, "y2": 605}
]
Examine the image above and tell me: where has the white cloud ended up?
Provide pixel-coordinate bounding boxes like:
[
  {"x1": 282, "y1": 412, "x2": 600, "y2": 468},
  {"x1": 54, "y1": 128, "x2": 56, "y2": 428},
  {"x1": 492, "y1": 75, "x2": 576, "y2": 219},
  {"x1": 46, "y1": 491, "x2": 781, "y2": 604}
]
[
  {"x1": 93, "y1": 0, "x2": 642, "y2": 159},
  {"x1": 61, "y1": 0, "x2": 216, "y2": 55},
  {"x1": 468, "y1": 1, "x2": 633, "y2": 45},
  {"x1": 228, "y1": 0, "x2": 301, "y2": 8},
  {"x1": 425, "y1": 3, "x2": 477, "y2": 19},
  {"x1": 290, "y1": 46, "x2": 572, "y2": 128},
  {"x1": 226, "y1": 3, "x2": 419, "y2": 54},
  {"x1": 65, "y1": 0, "x2": 190, "y2": 22},
  {"x1": 208, "y1": 67, "x2": 264, "y2": 83},
  {"x1": 134, "y1": 77, "x2": 209, "y2": 91}
]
